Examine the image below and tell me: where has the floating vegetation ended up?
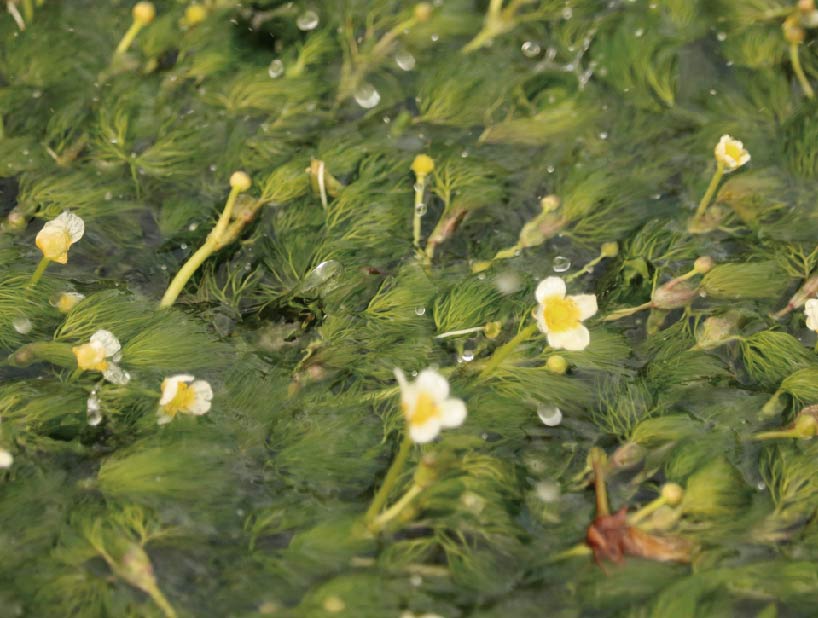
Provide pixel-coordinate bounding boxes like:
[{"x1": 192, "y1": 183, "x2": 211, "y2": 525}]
[{"x1": 5, "y1": 1, "x2": 818, "y2": 616}]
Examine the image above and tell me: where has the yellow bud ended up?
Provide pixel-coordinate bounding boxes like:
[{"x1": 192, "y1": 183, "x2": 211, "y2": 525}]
[
  {"x1": 133, "y1": 2, "x2": 156, "y2": 25},
  {"x1": 693, "y1": 256, "x2": 714, "y2": 274},
  {"x1": 794, "y1": 413, "x2": 818, "y2": 438},
  {"x1": 600, "y1": 241, "x2": 619, "y2": 258},
  {"x1": 185, "y1": 4, "x2": 208, "y2": 26},
  {"x1": 660, "y1": 482, "x2": 684, "y2": 506},
  {"x1": 72, "y1": 343, "x2": 107, "y2": 372},
  {"x1": 540, "y1": 195, "x2": 560, "y2": 212},
  {"x1": 54, "y1": 292, "x2": 85, "y2": 314},
  {"x1": 483, "y1": 320, "x2": 503, "y2": 340},
  {"x1": 6, "y1": 209, "x2": 26, "y2": 231},
  {"x1": 230, "y1": 171, "x2": 252, "y2": 192},
  {"x1": 545, "y1": 355, "x2": 569, "y2": 375},
  {"x1": 414, "y1": 2, "x2": 433, "y2": 21},
  {"x1": 36, "y1": 227, "x2": 72, "y2": 263},
  {"x1": 784, "y1": 15, "x2": 805, "y2": 43},
  {"x1": 411, "y1": 154, "x2": 434, "y2": 177}
]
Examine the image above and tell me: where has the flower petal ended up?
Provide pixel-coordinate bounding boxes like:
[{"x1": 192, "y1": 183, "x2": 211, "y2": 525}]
[
  {"x1": 536, "y1": 277, "x2": 566, "y2": 303},
  {"x1": 159, "y1": 374, "x2": 194, "y2": 405},
  {"x1": 55, "y1": 211, "x2": 85, "y2": 243},
  {"x1": 415, "y1": 368, "x2": 449, "y2": 402},
  {"x1": 188, "y1": 380, "x2": 213, "y2": 415},
  {"x1": 409, "y1": 418, "x2": 441, "y2": 443},
  {"x1": 90, "y1": 330, "x2": 121, "y2": 357},
  {"x1": 571, "y1": 294, "x2": 598, "y2": 321},
  {"x1": 535, "y1": 303, "x2": 548, "y2": 333},
  {"x1": 547, "y1": 325, "x2": 590, "y2": 351},
  {"x1": 806, "y1": 299, "x2": 818, "y2": 332},
  {"x1": 102, "y1": 363, "x2": 131, "y2": 385},
  {"x1": 439, "y1": 397, "x2": 467, "y2": 428}
]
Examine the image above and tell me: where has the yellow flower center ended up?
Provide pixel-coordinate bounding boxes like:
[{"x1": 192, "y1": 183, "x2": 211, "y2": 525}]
[
  {"x1": 162, "y1": 381, "x2": 196, "y2": 415},
  {"x1": 72, "y1": 343, "x2": 108, "y2": 372},
  {"x1": 723, "y1": 141, "x2": 743, "y2": 163},
  {"x1": 403, "y1": 391, "x2": 439, "y2": 427},
  {"x1": 36, "y1": 228, "x2": 72, "y2": 263},
  {"x1": 543, "y1": 296, "x2": 580, "y2": 333}
]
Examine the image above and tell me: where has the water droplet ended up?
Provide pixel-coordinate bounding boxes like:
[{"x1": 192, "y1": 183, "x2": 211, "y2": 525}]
[
  {"x1": 459, "y1": 338, "x2": 477, "y2": 362},
  {"x1": 552, "y1": 256, "x2": 571, "y2": 272},
  {"x1": 716, "y1": 31, "x2": 727, "y2": 42},
  {"x1": 634, "y1": 28, "x2": 644, "y2": 38},
  {"x1": 267, "y1": 59, "x2": 284, "y2": 78},
  {"x1": 547, "y1": 165, "x2": 555, "y2": 173},
  {"x1": 460, "y1": 150, "x2": 469, "y2": 158},
  {"x1": 296, "y1": 10, "x2": 319, "y2": 31},
  {"x1": 414, "y1": 306, "x2": 426, "y2": 316},
  {"x1": 757, "y1": 481, "x2": 766, "y2": 491},
  {"x1": 561, "y1": 7, "x2": 573, "y2": 19},
  {"x1": 599, "y1": 131, "x2": 608, "y2": 140},
  {"x1": 180, "y1": 243, "x2": 188, "y2": 250},
  {"x1": 537, "y1": 404, "x2": 562, "y2": 426},
  {"x1": 395, "y1": 49, "x2": 415, "y2": 71},
  {"x1": 12, "y1": 316, "x2": 31, "y2": 334},
  {"x1": 415, "y1": 203, "x2": 427, "y2": 216},
  {"x1": 477, "y1": 273, "x2": 486, "y2": 281},
  {"x1": 709, "y1": 88, "x2": 717, "y2": 96},
  {"x1": 430, "y1": 33, "x2": 439, "y2": 42},
  {"x1": 188, "y1": 222, "x2": 199, "y2": 231},
  {"x1": 353, "y1": 83, "x2": 380, "y2": 108},
  {"x1": 521, "y1": 41, "x2": 541, "y2": 58}
]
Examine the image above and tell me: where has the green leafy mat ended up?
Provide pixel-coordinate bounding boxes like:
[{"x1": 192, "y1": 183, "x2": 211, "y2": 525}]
[{"x1": 3, "y1": 1, "x2": 818, "y2": 616}]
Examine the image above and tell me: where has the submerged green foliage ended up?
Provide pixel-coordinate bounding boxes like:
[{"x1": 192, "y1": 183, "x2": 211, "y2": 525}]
[{"x1": 3, "y1": 0, "x2": 818, "y2": 617}]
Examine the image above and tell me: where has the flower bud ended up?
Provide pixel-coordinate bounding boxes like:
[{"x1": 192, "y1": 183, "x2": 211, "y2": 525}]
[
  {"x1": 483, "y1": 320, "x2": 503, "y2": 340},
  {"x1": 652, "y1": 280, "x2": 699, "y2": 310},
  {"x1": 784, "y1": 15, "x2": 805, "y2": 43},
  {"x1": 184, "y1": 4, "x2": 208, "y2": 26},
  {"x1": 230, "y1": 171, "x2": 252, "y2": 192},
  {"x1": 6, "y1": 208, "x2": 26, "y2": 231},
  {"x1": 660, "y1": 482, "x2": 684, "y2": 506},
  {"x1": 545, "y1": 355, "x2": 569, "y2": 375},
  {"x1": 540, "y1": 195, "x2": 560, "y2": 213},
  {"x1": 694, "y1": 314, "x2": 738, "y2": 350},
  {"x1": 693, "y1": 256, "x2": 714, "y2": 274},
  {"x1": 600, "y1": 241, "x2": 618, "y2": 258},
  {"x1": 133, "y1": 2, "x2": 156, "y2": 25},
  {"x1": 793, "y1": 412, "x2": 818, "y2": 438},
  {"x1": 414, "y1": 2, "x2": 433, "y2": 21},
  {"x1": 410, "y1": 154, "x2": 434, "y2": 177}
]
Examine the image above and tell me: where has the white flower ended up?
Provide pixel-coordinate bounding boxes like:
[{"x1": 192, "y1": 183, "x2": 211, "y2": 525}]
[
  {"x1": 714, "y1": 135, "x2": 750, "y2": 172},
  {"x1": 35, "y1": 211, "x2": 84, "y2": 264},
  {"x1": 805, "y1": 299, "x2": 818, "y2": 332},
  {"x1": 158, "y1": 374, "x2": 213, "y2": 424},
  {"x1": 394, "y1": 368, "x2": 466, "y2": 443},
  {"x1": 72, "y1": 330, "x2": 130, "y2": 384},
  {"x1": 535, "y1": 277, "x2": 597, "y2": 351},
  {"x1": 0, "y1": 448, "x2": 12, "y2": 468}
]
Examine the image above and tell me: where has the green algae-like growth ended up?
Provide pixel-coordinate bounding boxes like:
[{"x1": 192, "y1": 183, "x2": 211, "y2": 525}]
[{"x1": 6, "y1": 0, "x2": 818, "y2": 616}]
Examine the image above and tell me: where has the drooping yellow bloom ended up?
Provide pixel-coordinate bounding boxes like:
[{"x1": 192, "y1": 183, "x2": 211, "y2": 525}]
[
  {"x1": 394, "y1": 368, "x2": 466, "y2": 443},
  {"x1": 72, "y1": 330, "x2": 130, "y2": 384},
  {"x1": 158, "y1": 374, "x2": 213, "y2": 424},
  {"x1": 714, "y1": 135, "x2": 750, "y2": 172},
  {"x1": 35, "y1": 211, "x2": 84, "y2": 264},
  {"x1": 535, "y1": 277, "x2": 597, "y2": 351}
]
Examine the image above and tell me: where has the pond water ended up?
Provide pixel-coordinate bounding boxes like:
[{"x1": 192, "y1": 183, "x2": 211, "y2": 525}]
[{"x1": 2, "y1": 1, "x2": 818, "y2": 617}]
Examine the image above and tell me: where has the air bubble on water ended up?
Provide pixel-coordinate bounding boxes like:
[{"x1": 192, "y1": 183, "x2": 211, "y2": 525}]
[
  {"x1": 521, "y1": 41, "x2": 541, "y2": 58},
  {"x1": 87, "y1": 392, "x2": 102, "y2": 426},
  {"x1": 477, "y1": 273, "x2": 486, "y2": 281},
  {"x1": 414, "y1": 203, "x2": 427, "y2": 216},
  {"x1": 267, "y1": 59, "x2": 284, "y2": 78},
  {"x1": 552, "y1": 256, "x2": 571, "y2": 272},
  {"x1": 709, "y1": 89, "x2": 717, "y2": 96},
  {"x1": 414, "y1": 306, "x2": 426, "y2": 316},
  {"x1": 535, "y1": 480, "x2": 561, "y2": 503},
  {"x1": 301, "y1": 260, "x2": 343, "y2": 292},
  {"x1": 395, "y1": 49, "x2": 416, "y2": 71},
  {"x1": 634, "y1": 28, "x2": 644, "y2": 37},
  {"x1": 547, "y1": 165, "x2": 555, "y2": 173},
  {"x1": 717, "y1": 31, "x2": 727, "y2": 42},
  {"x1": 430, "y1": 34, "x2": 439, "y2": 42},
  {"x1": 599, "y1": 131, "x2": 608, "y2": 140},
  {"x1": 459, "y1": 339, "x2": 477, "y2": 362},
  {"x1": 180, "y1": 243, "x2": 188, "y2": 250},
  {"x1": 561, "y1": 7, "x2": 573, "y2": 19},
  {"x1": 757, "y1": 481, "x2": 766, "y2": 491},
  {"x1": 296, "y1": 10, "x2": 319, "y2": 31},
  {"x1": 12, "y1": 316, "x2": 32, "y2": 334},
  {"x1": 537, "y1": 404, "x2": 563, "y2": 426},
  {"x1": 188, "y1": 222, "x2": 199, "y2": 231},
  {"x1": 460, "y1": 150, "x2": 469, "y2": 158},
  {"x1": 495, "y1": 271, "x2": 522, "y2": 294},
  {"x1": 354, "y1": 83, "x2": 381, "y2": 108}
]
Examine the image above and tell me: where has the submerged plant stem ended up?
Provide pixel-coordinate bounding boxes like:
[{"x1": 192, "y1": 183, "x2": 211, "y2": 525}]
[
  {"x1": 365, "y1": 432, "x2": 413, "y2": 526},
  {"x1": 27, "y1": 256, "x2": 50, "y2": 289},
  {"x1": 115, "y1": 21, "x2": 144, "y2": 56},
  {"x1": 790, "y1": 42, "x2": 815, "y2": 99},
  {"x1": 159, "y1": 186, "x2": 242, "y2": 308},
  {"x1": 693, "y1": 161, "x2": 725, "y2": 222},
  {"x1": 478, "y1": 322, "x2": 537, "y2": 379},
  {"x1": 370, "y1": 483, "x2": 423, "y2": 532}
]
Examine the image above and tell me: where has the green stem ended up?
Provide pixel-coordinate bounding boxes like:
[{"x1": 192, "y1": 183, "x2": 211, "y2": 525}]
[
  {"x1": 370, "y1": 483, "x2": 423, "y2": 532},
  {"x1": 565, "y1": 255, "x2": 603, "y2": 283},
  {"x1": 159, "y1": 187, "x2": 241, "y2": 308},
  {"x1": 115, "y1": 22, "x2": 143, "y2": 56},
  {"x1": 790, "y1": 42, "x2": 815, "y2": 99},
  {"x1": 590, "y1": 448, "x2": 609, "y2": 517},
  {"x1": 144, "y1": 583, "x2": 177, "y2": 618},
  {"x1": 478, "y1": 322, "x2": 537, "y2": 379},
  {"x1": 22, "y1": 0, "x2": 32, "y2": 20},
  {"x1": 365, "y1": 432, "x2": 414, "y2": 525},
  {"x1": 601, "y1": 301, "x2": 653, "y2": 322},
  {"x1": 693, "y1": 161, "x2": 725, "y2": 221},
  {"x1": 27, "y1": 256, "x2": 50, "y2": 289},
  {"x1": 413, "y1": 177, "x2": 426, "y2": 249},
  {"x1": 628, "y1": 496, "x2": 667, "y2": 525}
]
